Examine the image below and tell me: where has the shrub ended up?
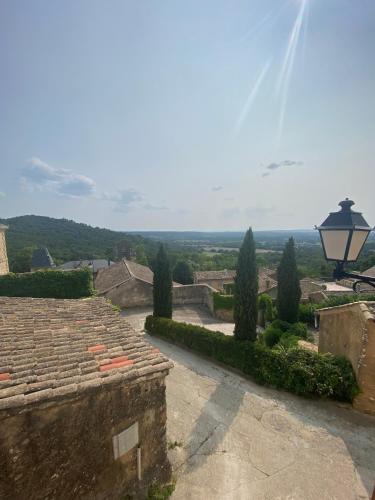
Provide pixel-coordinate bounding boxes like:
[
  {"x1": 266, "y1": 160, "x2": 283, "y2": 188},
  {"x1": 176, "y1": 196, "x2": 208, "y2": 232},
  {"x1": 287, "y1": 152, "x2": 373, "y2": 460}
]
[
  {"x1": 263, "y1": 326, "x2": 284, "y2": 348},
  {"x1": 213, "y1": 292, "x2": 234, "y2": 311},
  {"x1": 145, "y1": 316, "x2": 358, "y2": 402},
  {"x1": 0, "y1": 268, "x2": 94, "y2": 298},
  {"x1": 299, "y1": 303, "x2": 317, "y2": 325}
]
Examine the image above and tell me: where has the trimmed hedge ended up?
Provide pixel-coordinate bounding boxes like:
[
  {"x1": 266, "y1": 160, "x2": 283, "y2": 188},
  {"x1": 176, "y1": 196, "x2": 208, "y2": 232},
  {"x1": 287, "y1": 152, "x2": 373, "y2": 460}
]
[
  {"x1": 145, "y1": 315, "x2": 358, "y2": 402},
  {"x1": 0, "y1": 269, "x2": 94, "y2": 299},
  {"x1": 213, "y1": 292, "x2": 234, "y2": 311}
]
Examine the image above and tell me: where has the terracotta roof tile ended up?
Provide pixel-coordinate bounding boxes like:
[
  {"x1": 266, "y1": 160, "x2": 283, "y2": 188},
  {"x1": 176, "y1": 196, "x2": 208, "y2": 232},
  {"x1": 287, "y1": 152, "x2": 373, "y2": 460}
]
[{"x1": 0, "y1": 297, "x2": 172, "y2": 410}]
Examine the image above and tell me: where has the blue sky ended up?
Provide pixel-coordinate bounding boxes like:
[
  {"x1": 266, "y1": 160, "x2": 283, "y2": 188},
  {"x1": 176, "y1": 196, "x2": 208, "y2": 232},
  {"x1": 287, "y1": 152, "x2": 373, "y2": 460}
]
[{"x1": 0, "y1": 0, "x2": 374, "y2": 231}]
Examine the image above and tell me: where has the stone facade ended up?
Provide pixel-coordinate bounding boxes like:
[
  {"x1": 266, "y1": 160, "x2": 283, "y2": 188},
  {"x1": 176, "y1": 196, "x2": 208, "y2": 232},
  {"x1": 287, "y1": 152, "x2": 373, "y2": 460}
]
[
  {"x1": 96, "y1": 259, "x2": 216, "y2": 312},
  {"x1": 0, "y1": 297, "x2": 172, "y2": 499},
  {"x1": 319, "y1": 301, "x2": 375, "y2": 416},
  {"x1": 0, "y1": 224, "x2": 9, "y2": 275}
]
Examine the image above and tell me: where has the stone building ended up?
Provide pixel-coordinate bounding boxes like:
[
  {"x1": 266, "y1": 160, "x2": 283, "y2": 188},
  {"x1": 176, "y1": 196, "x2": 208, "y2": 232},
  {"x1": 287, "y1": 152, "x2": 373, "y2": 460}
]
[
  {"x1": 96, "y1": 259, "x2": 215, "y2": 311},
  {"x1": 0, "y1": 297, "x2": 172, "y2": 499},
  {"x1": 319, "y1": 301, "x2": 375, "y2": 416},
  {"x1": 194, "y1": 268, "x2": 277, "y2": 297},
  {"x1": 0, "y1": 224, "x2": 9, "y2": 275},
  {"x1": 30, "y1": 246, "x2": 55, "y2": 271}
]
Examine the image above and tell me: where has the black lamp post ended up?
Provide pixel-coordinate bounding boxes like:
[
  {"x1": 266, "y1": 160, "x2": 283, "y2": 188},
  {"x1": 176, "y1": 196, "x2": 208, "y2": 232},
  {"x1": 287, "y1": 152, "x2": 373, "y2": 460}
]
[{"x1": 316, "y1": 198, "x2": 375, "y2": 291}]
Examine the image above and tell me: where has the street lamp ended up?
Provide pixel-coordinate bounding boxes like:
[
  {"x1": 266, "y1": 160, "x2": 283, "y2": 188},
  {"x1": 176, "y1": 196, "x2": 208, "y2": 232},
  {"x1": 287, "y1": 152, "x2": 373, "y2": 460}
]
[{"x1": 316, "y1": 198, "x2": 375, "y2": 291}]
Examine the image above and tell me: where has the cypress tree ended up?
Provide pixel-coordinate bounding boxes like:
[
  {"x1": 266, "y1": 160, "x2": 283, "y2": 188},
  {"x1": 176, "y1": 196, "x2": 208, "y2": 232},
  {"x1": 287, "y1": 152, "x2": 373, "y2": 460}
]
[
  {"x1": 153, "y1": 244, "x2": 172, "y2": 318},
  {"x1": 233, "y1": 228, "x2": 258, "y2": 341},
  {"x1": 277, "y1": 237, "x2": 301, "y2": 323}
]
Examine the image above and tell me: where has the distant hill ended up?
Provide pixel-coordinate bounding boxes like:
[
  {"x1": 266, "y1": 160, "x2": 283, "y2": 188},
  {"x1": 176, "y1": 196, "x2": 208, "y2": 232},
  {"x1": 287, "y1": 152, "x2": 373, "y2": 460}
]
[{"x1": 0, "y1": 215, "x2": 147, "y2": 268}]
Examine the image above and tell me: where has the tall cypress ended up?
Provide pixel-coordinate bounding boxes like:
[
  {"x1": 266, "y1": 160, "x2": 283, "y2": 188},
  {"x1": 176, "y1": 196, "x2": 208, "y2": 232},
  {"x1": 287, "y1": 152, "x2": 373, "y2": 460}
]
[
  {"x1": 233, "y1": 228, "x2": 258, "y2": 341},
  {"x1": 153, "y1": 244, "x2": 172, "y2": 318},
  {"x1": 277, "y1": 237, "x2": 301, "y2": 323}
]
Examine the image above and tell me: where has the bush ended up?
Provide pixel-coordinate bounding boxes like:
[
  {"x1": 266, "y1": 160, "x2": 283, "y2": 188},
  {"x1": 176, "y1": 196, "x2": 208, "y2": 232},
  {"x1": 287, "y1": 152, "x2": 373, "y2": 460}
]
[
  {"x1": 213, "y1": 292, "x2": 234, "y2": 311},
  {"x1": 0, "y1": 269, "x2": 94, "y2": 299},
  {"x1": 263, "y1": 326, "x2": 284, "y2": 348},
  {"x1": 299, "y1": 303, "x2": 316, "y2": 325},
  {"x1": 145, "y1": 316, "x2": 358, "y2": 402}
]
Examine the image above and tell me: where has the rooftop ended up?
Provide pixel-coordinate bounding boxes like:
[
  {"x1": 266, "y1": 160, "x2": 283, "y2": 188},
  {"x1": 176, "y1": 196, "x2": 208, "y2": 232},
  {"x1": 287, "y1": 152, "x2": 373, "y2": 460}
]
[
  {"x1": 58, "y1": 259, "x2": 115, "y2": 273},
  {"x1": 31, "y1": 247, "x2": 55, "y2": 269},
  {"x1": 194, "y1": 269, "x2": 236, "y2": 281},
  {"x1": 0, "y1": 297, "x2": 171, "y2": 410}
]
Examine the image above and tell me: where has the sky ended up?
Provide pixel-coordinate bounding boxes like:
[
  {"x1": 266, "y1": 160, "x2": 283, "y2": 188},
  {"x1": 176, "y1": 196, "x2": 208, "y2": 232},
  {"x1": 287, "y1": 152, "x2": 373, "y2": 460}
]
[{"x1": 0, "y1": 0, "x2": 374, "y2": 231}]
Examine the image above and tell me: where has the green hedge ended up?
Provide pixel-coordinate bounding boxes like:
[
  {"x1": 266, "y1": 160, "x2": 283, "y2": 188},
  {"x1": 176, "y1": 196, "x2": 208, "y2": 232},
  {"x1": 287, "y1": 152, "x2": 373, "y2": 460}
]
[
  {"x1": 145, "y1": 316, "x2": 358, "y2": 402},
  {"x1": 213, "y1": 292, "x2": 234, "y2": 310},
  {"x1": 0, "y1": 269, "x2": 94, "y2": 299}
]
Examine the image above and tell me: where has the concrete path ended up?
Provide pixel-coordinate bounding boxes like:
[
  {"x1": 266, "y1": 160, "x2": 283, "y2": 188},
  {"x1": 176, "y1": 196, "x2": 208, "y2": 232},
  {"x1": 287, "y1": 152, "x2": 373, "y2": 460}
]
[
  {"x1": 122, "y1": 305, "x2": 235, "y2": 336},
  {"x1": 123, "y1": 306, "x2": 375, "y2": 499}
]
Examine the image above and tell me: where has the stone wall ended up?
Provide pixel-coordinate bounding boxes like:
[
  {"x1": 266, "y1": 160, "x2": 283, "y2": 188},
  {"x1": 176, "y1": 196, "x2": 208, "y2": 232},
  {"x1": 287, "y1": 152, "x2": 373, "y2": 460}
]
[
  {"x1": 319, "y1": 301, "x2": 375, "y2": 416},
  {"x1": 101, "y1": 280, "x2": 215, "y2": 314},
  {"x1": 0, "y1": 375, "x2": 171, "y2": 500},
  {"x1": 0, "y1": 226, "x2": 9, "y2": 275},
  {"x1": 104, "y1": 278, "x2": 154, "y2": 308},
  {"x1": 172, "y1": 284, "x2": 215, "y2": 314}
]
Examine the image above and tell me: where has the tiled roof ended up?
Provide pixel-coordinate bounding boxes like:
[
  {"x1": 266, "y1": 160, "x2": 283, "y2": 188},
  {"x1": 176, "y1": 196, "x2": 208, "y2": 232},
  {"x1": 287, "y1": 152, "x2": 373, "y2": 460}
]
[
  {"x1": 194, "y1": 269, "x2": 236, "y2": 281},
  {"x1": 258, "y1": 272, "x2": 277, "y2": 294},
  {"x1": 58, "y1": 259, "x2": 115, "y2": 273},
  {"x1": 31, "y1": 247, "x2": 55, "y2": 269},
  {"x1": 125, "y1": 260, "x2": 154, "y2": 284},
  {"x1": 95, "y1": 259, "x2": 180, "y2": 294},
  {"x1": 0, "y1": 297, "x2": 172, "y2": 410}
]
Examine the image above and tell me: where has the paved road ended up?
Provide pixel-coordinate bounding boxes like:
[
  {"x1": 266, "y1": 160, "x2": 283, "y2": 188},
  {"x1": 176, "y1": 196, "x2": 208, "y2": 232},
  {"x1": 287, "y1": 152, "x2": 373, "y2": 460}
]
[{"x1": 123, "y1": 306, "x2": 375, "y2": 499}]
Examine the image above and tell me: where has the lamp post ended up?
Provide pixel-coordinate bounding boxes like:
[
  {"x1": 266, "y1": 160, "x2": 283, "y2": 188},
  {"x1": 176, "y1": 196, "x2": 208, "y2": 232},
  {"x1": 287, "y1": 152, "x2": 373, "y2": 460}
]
[{"x1": 316, "y1": 198, "x2": 375, "y2": 291}]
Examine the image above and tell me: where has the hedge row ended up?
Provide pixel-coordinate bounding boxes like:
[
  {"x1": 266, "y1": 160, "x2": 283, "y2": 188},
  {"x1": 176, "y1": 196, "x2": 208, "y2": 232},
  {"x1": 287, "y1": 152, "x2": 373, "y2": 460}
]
[
  {"x1": 0, "y1": 269, "x2": 94, "y2": 299},
  {"x1": 213, "y1": 292, "x2": 234, "y2": 311},
  {"x1": 145, "y1": 316, "x2": 358, "y2": 402}
]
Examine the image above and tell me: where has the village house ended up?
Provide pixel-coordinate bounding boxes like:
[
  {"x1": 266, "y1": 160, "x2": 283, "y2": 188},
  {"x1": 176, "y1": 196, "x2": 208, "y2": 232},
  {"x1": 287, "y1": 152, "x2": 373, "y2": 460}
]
[
  {"x1": 194, "y1": 268, "x2": 278, "y2": 297},
  {"x1": 96, "y1": 259, "x2": 216, "y2": 312},
  {"x1": 30, "y1": 246, "x2": 55, "y2": 271},
  {"x1": 0, "y1": 224, "x2": 9, "y2": 275},
  {"x1": 0, "y1": 296, "x2": 172, "y2": 499}
]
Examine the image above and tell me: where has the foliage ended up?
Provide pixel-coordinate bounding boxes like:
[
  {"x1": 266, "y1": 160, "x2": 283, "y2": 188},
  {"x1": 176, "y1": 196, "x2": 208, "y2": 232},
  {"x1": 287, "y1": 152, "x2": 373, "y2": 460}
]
[
  {"x1": 258, "y1": 293, "x2": 275, "y2": 326},
  {"x1": 298, "y1": 303, "x2": 317, "y2": 325},
  {"x1": 262, "y1": 320, "x2": 307, "y2": 348},
  {"x1": 277, "y1": 238, "x2": 301, "y2": 323},
  {"x1": 145, "y1": 316, "x2": 358, "y2": 402},
  {"x1": 147, "y1": 480, "x2": 176, "y2": 500},
  {"x1": 173, "y1": 261, "x2": 193, "y2": 285},
  {"x1": 135, "y1": 244, "x2": 149, "y2": 266},
  {"x1": 0, "y1": 215, "x2": 153, "y2": 269},
  {"x1": 153, "y1": 244, "x2": 172, "y2": 318},
  {"x1": 0, "y1": 268, "x2": 94, "y2": 298},
  {"x1": 234, "y1": 228, "x2": 258, "y2": 341},
  {"x1": 10, "y1": 246, "x2": 35, "y2": 273},
  {"x1": 213, "y1": 292, "x2": 234, "y2": 311}
]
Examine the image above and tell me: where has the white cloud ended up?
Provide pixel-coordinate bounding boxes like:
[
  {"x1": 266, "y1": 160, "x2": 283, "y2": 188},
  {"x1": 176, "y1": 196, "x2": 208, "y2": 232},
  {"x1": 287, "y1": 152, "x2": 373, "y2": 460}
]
[
  {"x1": 103, "y1": 189, "x2": 143, "y2": 213},
  {"x1": 211, "y1": 185, "x2": 223, "y2": 192},
  {"x1": 21, "y1": 157, "x2": 96, "y2": 197}
]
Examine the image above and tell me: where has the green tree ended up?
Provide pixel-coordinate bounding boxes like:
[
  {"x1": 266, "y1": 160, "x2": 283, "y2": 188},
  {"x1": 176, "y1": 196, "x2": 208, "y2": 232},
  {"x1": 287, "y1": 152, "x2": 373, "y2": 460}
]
[
  {"x1": 173, "y1": 261, "x2": 193, "y2": 285},
  {"x1": 9, "y1": 246, "x2": 35, "y2": 273},
  {"x1": 233, "y1": 228, "x2": 258, "y2": 341},
  {"x1": 135, "y1": 244, "x2": 148, "y2": 266},
  {"x1": 277, "y1": 237, "x2": 301, "y2": 323},
  {"x1": 258, "y1": 294, "x2": 274, "y2": 327},
  {"x1": 153, "y1": 244, "x2": 172, "y2": 318}
]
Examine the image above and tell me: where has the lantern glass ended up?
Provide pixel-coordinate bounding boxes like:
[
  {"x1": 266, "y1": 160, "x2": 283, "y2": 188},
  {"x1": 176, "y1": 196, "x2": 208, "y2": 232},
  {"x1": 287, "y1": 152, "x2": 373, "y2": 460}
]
[
  {"x1": 320, "y1": 229, "x2": 350, "y2": 261},
  {"x1": 347, "y1": 230, "x2": 370, "y2": 261}
]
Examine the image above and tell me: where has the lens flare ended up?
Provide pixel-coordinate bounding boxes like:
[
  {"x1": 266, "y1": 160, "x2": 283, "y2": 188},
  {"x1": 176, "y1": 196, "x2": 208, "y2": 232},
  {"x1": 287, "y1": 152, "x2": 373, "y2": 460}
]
[
  {"x1": 276, "y1": 0, "x2": 308, "y2": 145},
  {"x1": 233, "y1": 58, "x2": 272, "y2": 137}
]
